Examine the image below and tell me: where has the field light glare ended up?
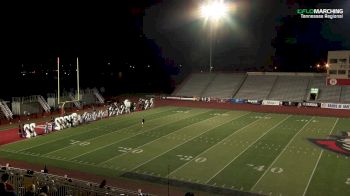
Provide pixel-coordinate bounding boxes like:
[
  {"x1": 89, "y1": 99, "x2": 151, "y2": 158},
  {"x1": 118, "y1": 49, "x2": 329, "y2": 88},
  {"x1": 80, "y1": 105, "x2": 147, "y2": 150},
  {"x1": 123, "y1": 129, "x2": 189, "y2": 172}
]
[{"x1": 200, "y1": 0, "x2": 228, "y2": 20}]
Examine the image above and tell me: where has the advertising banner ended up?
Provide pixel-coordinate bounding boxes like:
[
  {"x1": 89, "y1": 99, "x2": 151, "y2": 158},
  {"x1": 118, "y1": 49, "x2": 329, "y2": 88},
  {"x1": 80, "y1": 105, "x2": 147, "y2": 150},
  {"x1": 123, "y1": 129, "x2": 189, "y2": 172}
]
[
  {"x1": 321, "y1": 103, "x2": 350, "y2": 110},
  {"x1": 262, "y1": 100, "x2": 281, "y2": 106}
]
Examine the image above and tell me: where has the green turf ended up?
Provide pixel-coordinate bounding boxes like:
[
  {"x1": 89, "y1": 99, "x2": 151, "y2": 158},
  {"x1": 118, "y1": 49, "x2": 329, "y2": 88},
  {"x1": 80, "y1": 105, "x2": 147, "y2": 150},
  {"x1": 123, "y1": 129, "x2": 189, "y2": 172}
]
[{"x1": 0, "y1": 106, "x2": 349, "y2": 196}]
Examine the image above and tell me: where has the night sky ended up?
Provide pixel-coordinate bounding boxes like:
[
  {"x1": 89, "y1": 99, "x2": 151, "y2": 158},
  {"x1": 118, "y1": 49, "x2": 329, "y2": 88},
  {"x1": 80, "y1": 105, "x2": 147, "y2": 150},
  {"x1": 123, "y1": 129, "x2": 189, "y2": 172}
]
[{"x1": 1, "y1": 0, "x2": 349, "y2": 99}]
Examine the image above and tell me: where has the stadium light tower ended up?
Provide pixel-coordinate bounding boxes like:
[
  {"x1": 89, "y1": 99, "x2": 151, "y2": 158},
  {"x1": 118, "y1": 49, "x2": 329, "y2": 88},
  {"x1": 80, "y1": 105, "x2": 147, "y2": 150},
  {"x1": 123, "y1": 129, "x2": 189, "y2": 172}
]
[{"x1": 200, "y1": 0, "x2": 228, "y2": 72}]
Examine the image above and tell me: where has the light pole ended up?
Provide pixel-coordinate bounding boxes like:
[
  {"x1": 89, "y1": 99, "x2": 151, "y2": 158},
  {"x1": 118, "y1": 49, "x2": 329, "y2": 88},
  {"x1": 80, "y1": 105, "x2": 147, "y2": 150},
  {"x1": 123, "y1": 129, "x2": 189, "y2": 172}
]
[
  {"x1": 209, "y1": 22, "x2": 213, "y2": 72},
  {"x1": 200, "y1": 0, "x2": 228, "y2": 72}
]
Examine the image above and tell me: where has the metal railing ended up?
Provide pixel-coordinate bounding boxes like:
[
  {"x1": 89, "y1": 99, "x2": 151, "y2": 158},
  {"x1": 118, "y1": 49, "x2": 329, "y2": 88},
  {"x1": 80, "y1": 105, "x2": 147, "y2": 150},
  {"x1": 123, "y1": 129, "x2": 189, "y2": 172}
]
[
  {"x1": 69, "y1": 93, "x2": 82, "y2": 109},
  {"x1": 0, "y1": 100, "x2": 13, "y2": 120},
  {"x1": 93, "y1": 88, "x2": 105, "y2": 104},
  {"x1": 37, "y1": 95, "x2": 51, "y2": 112},
  {"x1": 0, "y1": 166, "x2": 153, "y2": 196}
]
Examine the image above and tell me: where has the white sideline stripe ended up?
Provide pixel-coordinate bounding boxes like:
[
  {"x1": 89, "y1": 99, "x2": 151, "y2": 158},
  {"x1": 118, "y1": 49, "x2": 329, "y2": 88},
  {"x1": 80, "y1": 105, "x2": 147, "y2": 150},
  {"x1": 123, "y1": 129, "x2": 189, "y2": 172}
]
[
  {"x1": 13, "y1": 107, "x2": 173, "y2": 152},
  {"x1": 302, "y1": 118, "x2": 339, "y2": 196},
  {"x1": 205, "y1": 115, "x2": 291, "y2": 183},
  {"x1": 97, "y1": 110, "x2": 235, "y2": 165},
  {"x1": 0, "y1": 149, "x2": 96, "y2": 166},
  {"x1": 251, "y1": 116, "x2": 315, "y2": 191},
  {"x1": 45, "y1": 108, "x2": 198, "y2": 156},
  {"x1": 128, "y1": 112, "x2": 241, "y2": 171},
  {"x1": 67, "y1": 109, "x2": 207, "y2": 160},
  {"x1": 167, "y1": 112, "x2": 267, "y2": 177}
]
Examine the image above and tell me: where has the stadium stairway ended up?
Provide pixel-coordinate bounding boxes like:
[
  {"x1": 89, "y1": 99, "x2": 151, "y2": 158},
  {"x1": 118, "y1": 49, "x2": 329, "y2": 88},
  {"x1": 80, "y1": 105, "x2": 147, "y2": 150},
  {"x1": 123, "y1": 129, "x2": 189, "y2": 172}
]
[
  {"x1": 37, "y1": 95, "x2": 51, "y2": 113},
  {"x1": 199, "y1": 73, "x2": 218, "y2": 97},
  {"x1": 0, "y1": 100, "x2": 13, "y2": 120},
  {"x1": 231, "y1": 74, "x2": 247, "y2": 98},
  {"x1": 69, "y1": 93, "x2": 83, "y2": 109},
  {"x1": 93, "y1": 88, "x2": 105, "y2": 104},
  {"x1": 266, "y1": 75, "x2": 279, "y2": 99}
]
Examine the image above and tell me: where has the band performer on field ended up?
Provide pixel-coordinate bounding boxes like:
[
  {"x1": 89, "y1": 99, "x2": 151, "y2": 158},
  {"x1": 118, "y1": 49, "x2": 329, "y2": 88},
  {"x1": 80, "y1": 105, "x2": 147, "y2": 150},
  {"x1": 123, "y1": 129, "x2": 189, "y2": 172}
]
[{"x1": 141, "y1": 118, "x2": 145, "y2": 127}]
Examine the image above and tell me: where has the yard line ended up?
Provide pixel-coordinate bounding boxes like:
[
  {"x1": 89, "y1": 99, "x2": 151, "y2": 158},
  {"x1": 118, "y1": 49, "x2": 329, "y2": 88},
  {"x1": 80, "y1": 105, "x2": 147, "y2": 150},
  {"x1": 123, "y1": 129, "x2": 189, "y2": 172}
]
[
  {"x1": 302, "y1": 118, "x2": 339, "y2": 196},
  {"x1": 98, "y1": 110, "x2": 239, "y2": 166},
  {"x1": 16, "y1": 107, "x2": 174, "y2": 152},
  {"x1": 128, "y1": 112, "x2": 246, "y2": 171},
  {"x1": 0, "y1": 149, "x2": 97, "y2": 167},
  {"x1": 44, "y1": 109, "x2": 196, "y2": 156},
  {"x1": 251, "y1": 116, "x2": 315, "y2": 191},
  {"x1": 16, "y1": 127, "x2": 100, "y2": 152},
  {"x1": 67, "y1": 109, "x2": 206, "y2": 160},
  {"x1": 205, "y1": 115, "x2": 291, "y2": 183},
  {"x1": 167, "y1": 112, "x2": 263, "y2": 177}
]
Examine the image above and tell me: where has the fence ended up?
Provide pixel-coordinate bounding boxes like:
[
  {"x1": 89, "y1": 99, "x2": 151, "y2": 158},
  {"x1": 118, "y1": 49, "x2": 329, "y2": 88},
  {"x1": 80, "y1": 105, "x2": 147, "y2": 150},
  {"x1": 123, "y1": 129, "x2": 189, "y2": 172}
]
[{"x1": 0, "y1": 165, "x2": 153, "y2": 196}]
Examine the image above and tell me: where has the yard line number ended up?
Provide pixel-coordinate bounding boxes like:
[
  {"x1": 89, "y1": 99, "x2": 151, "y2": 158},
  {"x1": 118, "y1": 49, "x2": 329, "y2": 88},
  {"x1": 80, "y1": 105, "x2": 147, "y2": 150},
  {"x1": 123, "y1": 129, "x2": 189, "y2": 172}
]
[
  {"x1": 118, "y1": 147, "x2": 143, "y2": 154},
  {"x1": 176, "y1": 155, "x2": 207, "y2": 163},
  {"x1": 70, "y1": 140, "x2": 90, "y2": 146},
  {"x1": 346, "y1": 177, "x2": 350, "y2": 185},
  {"x1": 252, "y1": 116, "x2": 271, "y2": 119},
  {"x1": 247, "y1": 164, "x2": 284, "y2": 174}
]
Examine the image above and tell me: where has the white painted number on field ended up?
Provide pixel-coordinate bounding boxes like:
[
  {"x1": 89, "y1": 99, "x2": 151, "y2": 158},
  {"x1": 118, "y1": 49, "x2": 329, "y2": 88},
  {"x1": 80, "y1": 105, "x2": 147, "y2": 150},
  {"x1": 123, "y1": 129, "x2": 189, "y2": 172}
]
[
  {"x1": 176, "y1": 155, "x2": 207, "y2": 163},
  {"x1": 270, "y1": 167, "x2": 284, "y2": 173},
  {"x1": 80, "y1": 142, "x2": 90, "y2": 146},
  {"x1": 175, "y1": 111, "x2": 189, "y2": 113},
  {"x1": 252, "y1": 116, "x2": 271, "y2": 119},
  {"x1": 195, "y1": 157, "x2": 207, "y2": 163},
  {"x1": 177, "y1": 155, "x2": 193, "y2": 161},
  {"x1": 346, "y1": 177, "x2": 350, "y2": 185},
  {"x1": 118, "y1": 147, "x2": 143, "y2": 154},
  {"x1": 254, "y1": 165, "x2": 265, "y2": 172},
  {"x1": 297, "y1": 119, "x2": 309, "y2": 122},
  {"x1": 213, "y1": 113, "x2": 228, "y2": 116},
  {"x1": 247, "y1": 164, "x2": 284, "y2": 174},
  {"x1": 132, "y1": 149, "x2": 144, "y2": 154},
  {"x1": 70, "y1": 140, "x2": 90, "y2": 146}
]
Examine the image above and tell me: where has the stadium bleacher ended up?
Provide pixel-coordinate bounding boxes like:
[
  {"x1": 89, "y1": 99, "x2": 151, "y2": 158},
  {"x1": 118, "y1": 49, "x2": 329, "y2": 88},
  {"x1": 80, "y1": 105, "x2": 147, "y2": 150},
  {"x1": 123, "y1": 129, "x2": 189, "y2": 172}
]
[
  {"x1": 268, "y1": 75, "x2": 309, "y2": 101},
  {"x1": 173, "y1": 73, "x2": 216, "y2": 97},
  {"x1": 233, "y1": 74, "x2": 277, "y2": 100},
  {"x1": 174, "y1": 72, "x2": 350, "y2": 103},
  {"x1": 202, "y1": 73, "x2": 246, "y2": 98}
]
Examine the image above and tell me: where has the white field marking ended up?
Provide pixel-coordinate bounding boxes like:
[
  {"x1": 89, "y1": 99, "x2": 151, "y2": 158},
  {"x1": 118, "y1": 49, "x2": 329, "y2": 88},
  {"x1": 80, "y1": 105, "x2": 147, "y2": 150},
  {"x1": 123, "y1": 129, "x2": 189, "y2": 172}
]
[
  {"x1": 126, "y1": 112, "x2": 249, "y2": 170},
  {"x1": 205, "y1": 115, "x2": 291, "y2": 183},
  {"x1": 98, "y1": 111, "x2": 247, "y2": 165},
  {"x1": 302, "y1": 118, "x2": 339, "y2": 196},
  {"x1": 68, "y1": 109, "x2": 209, "y2": 160},
  {"x1": 251, "y1": 116, "x2": 315, "y2": 191},
  {"x1": 0, "y1": 149, "x2": 135, "y2": 174},
  {"x1": 13, "y1": 108, "x2": 173, "y2": 152},
  {"x1": 16, "y1": 127, "x2": 100, "y2": 152},
  {"x1": 167, "y1": 113, "x2": 270, "y2": 177},
  {"x1": 44, "y1": 110, "x2": 197, "y2": 157}
]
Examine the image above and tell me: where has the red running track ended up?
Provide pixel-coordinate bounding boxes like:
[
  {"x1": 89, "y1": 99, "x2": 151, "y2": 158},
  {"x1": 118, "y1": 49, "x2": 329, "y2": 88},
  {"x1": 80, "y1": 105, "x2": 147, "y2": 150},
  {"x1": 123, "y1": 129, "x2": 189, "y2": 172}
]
[{"x1": 0, "y1": 126, "x2": 45, "y2": 145}]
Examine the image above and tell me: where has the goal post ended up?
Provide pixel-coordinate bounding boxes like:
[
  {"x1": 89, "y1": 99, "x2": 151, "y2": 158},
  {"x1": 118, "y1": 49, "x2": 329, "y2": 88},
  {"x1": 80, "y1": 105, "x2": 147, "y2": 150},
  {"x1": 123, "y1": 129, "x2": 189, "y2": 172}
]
[{"x1": 57, "y1": 57, "x2": 81, "y2": 116}]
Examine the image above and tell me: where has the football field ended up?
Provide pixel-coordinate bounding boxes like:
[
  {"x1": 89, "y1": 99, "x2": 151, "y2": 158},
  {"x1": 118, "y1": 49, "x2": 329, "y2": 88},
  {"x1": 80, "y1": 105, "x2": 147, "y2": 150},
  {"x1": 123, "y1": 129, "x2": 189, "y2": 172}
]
[{"x1": 0, "y1": 106, "x2": 349, "y2": 195}]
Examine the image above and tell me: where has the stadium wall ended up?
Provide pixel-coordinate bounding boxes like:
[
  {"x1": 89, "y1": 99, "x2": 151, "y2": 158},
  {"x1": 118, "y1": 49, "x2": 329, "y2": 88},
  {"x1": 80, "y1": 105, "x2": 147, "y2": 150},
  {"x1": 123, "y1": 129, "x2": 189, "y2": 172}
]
[{"x1": 155, "y1": 98, "x2": 350, "y2": 117}]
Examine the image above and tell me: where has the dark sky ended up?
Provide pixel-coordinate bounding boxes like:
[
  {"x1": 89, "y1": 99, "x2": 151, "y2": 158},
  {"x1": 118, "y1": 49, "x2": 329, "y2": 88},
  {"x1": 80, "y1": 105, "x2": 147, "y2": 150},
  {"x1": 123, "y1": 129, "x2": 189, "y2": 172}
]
[{"x1": 1, "y1": 0, "x2": 349, "y2": 98}]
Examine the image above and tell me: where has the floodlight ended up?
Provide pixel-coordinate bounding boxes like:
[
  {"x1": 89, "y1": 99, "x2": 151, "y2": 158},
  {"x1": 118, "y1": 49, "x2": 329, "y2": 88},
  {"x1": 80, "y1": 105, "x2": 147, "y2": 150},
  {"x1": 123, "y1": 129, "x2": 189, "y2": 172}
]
[{"x1": 200, "y1": 0, "x2": 228, "y2": 21}]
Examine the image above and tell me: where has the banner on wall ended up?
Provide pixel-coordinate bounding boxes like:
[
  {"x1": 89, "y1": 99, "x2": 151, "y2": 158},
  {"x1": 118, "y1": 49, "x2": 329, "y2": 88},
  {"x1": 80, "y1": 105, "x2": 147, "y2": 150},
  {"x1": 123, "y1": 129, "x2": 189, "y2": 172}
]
[
  {"x1": 228, "y1": 99, "x2": 246, "y2": 104},
  {"x1": 247, "y1": 100, "x2": 261, "y2": 104},
  {"x1": 321, "y1": 103, "x2": 350, "y2": 110},
  {"x1": 262, "y1": 100, "x2": 281, "y2": 106},
  {"x1": 301, "y1": 102, "x2": 319, "y2": 107}
]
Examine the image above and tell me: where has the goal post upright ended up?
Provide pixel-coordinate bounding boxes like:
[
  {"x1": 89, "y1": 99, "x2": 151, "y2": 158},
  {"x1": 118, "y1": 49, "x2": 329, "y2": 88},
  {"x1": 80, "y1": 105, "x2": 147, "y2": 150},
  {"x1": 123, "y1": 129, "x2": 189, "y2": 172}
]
[
  {"x1": 57, "y1": 56, "x2": 81, "y2": 116},
  {"x1": 77, "y1": 57, "x2": 80, "y2": 101},
  {"x1": 57, "y1": 57, "x2": 60, "y2": 104}
]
